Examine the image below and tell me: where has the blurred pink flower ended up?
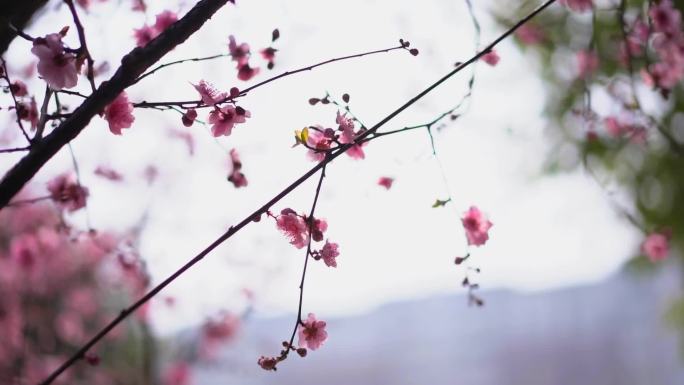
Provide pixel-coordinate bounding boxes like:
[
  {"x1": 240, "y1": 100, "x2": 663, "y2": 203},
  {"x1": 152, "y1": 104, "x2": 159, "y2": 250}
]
[
  {"x1": 577, "y1": 50, "x2": 599, "y2": 79},
  {"x1": 378, "y1": 176, "x2": 394, "y2": 190},
  {"x1": 228, "y1": 35, "x2": 251, "y2": 66},
  {"x1": 47, "y1": 173, "x2": 88, "y2": 212},
  {"x1": 560, "y1": 0, "x2": 593, "y2": 12},
  {"x1": 461, "y1": 206, "x2": 493, "y2": 247},
  {"x1": 481, "y1": 50, "x2": 500, "y2": 66},
  {"x1": 642, "y1": 232, "x2": 669, "y2": 262}
]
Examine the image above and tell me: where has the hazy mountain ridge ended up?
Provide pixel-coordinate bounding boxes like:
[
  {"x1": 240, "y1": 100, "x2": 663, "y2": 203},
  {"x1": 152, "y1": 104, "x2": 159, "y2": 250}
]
[{"x1": 194, "y1": 267, "x2": 684, "y2": 385}]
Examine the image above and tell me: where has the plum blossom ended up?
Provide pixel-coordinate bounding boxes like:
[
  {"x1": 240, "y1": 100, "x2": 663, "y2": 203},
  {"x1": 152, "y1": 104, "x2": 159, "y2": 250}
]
[
  {"x1": 134, "y1": 10, "x2": 178, "y2": 47},
  {"x1": 94, "y1": 165, "x2": 124, "y2": 181},
  {"x1": 346, "y1": 142, "x2": 366, "y2": 160},
  {"x1": 337, "y1": 112, "x2": 355, "y2": 144},
  {"x1": 276, "y1": 209, "x2": 308, "y2": 249},
  {"x1": 103, "y1": 92, "x2": 135, "y2": 135},
  {"x1": 559, "y1": 0, "x2": 593, "y2": 12},
  {"x1": 10, "y1": 80, "x2": 28, "y2": 97},
  {"x1": 154, "y1": 10, "x2": 178, "y2": 32},
  {"x1": 192, "y1": 80, "x2": 227, "y2": 105},
  {"x1": 378, "y1": 177, "x2": 394, "y2": 190},
  {"x1": 162, "y1": 362, "x2": 191, "y2": 385},
  {"x1": 228, "y1": 35, "x2": 251, "y2": 66},
  {"x1": 650, "y1": 0, "x2": 682, "y2": 37},
  {"x1": 641, "y1": 232, "x2": 669, "y2": 262},
  {"x1": 257, "y1": 356, "x2": 279, "y2": 371},
  {"x1": 18, "y1": 98, "x2": 39, "y2": 129},
  {"x1": 208, "y1": 105, "x2": 250, "y2": 137},
  {"x1": 298, "y1": 313, "x2": 328, "y2": 350},
  {"x1": 134, "y1": 25, "x2": 156, "y2": 47},
  {"x1": 515, "y1": 24, "x2": 544, "y2": 45},
  {"x1": 31, "y1": 33, "x2": 78, "y2": 90},
  {"x1": 481, "y1": 50, "x2": 500, "y2": 66},
  {"x1": 461, "y1": 206, "x2": 493, "y2": 247},
  {"x1": 306, "y1": 128, "x2": 334, "y2": 161},
  {"x1": 227, "y1": 148, "x2": 248, "y2": 188},
  {"x1": 237, "y1": 63, "x2": 260, "y2": 81},
  {"x1": 576, "y1": 50, "x2": 599, "y2": 79},
  {"x1": 310, "y1": 217, "x2": 328, "y2": 242},
  {"x1": 47, "y1": 173, "x2": 89, "y2": 212},
  {"x1": 182, "y1": 108, "x2": 197, "y2": 127},
  {"x1": 320, "y1": 241, "x2": 339, "y2": 268}
]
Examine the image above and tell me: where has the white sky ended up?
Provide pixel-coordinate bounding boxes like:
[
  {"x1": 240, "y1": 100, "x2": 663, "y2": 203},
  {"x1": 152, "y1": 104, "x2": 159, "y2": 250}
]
[{"x1": 1, "y1": 0, "x2": 640, "y2": 334}]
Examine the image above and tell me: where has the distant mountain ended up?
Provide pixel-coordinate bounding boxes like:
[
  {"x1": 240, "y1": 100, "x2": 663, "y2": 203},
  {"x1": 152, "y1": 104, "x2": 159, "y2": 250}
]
[{"x1": 193, "y1": 267, "x2": 684, "y2": 385}]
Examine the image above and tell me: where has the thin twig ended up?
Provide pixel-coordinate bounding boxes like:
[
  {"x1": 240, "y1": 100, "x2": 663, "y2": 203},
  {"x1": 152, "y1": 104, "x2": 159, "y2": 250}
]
[
  {"x1": 35, "y1": 86, "x2": 53, "y2": 140},
  {"x1": 1, "y1": 58, "x2": 32, "y2": 144},
  {"x1": 64, "y1": 0, "x2": 97, "y2": 92},
  {"x1": 285, "y1": 165, "x2": 327, "y2": 358},
  {"x1": 0, "y1": 146, "x2": 30, "y2": 153},
  {"x1": 134, "y1": 45, "x2": 407, "y2": 109},
  {"x1": 133, "y1": 53, "x2": 230, "y2": 84}
]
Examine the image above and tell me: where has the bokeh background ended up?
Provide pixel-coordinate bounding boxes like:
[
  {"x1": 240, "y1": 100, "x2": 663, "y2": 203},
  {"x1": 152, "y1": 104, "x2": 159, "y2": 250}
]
[{"x1": 1, "y1": 0, "x2": 683, "y2": 384}]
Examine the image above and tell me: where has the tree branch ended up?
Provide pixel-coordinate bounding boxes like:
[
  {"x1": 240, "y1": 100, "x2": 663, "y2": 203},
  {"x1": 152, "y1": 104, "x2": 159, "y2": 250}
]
[{"x1": 0, "y1": 0, "x2": 230, "y2": 211}]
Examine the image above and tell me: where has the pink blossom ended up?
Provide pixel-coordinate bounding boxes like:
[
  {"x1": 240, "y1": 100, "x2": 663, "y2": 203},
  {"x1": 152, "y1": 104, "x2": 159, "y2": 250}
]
[
  {"x1": 94, "y1": 165, "x2": 124, "y2": 181},
  {"x1": 378, "y1": 177, "x2": 394, "y2": 190},
  {"x1": 31, "y1": 33, "x2": 79, "y2": 90},
  {"x1": 228, "y1": 35, "x2": 251, "y2": 66},
  {"x1": 515, "y1": 24, "x2": 544, "y2": 45},
  {"x1": 346, "y1": 143, "x2": 366, "y2": 160},
  {"x1": 10, "y1": 234, "x2": 39, "y2": 269},
  {"x1": 306, "y1": 128, "x2": 333, "y2": 161},
  {"x1": 336, "y1": 111, "x2": 355, "y2": 144},
  {"x1": 260, "y1": 47, "x2": 277, "y2": 61},
  {"x1": 208, "y1": 105, "x2": 250, "y2": 137},
  {"x1": 298, "y1": 313, "x2": 328, "y2": 350},
  {"x1": 162, "y1": 362, "x2": 191, "y2": 385},
  {"x1": 18, "y1": 98, "x2": 39, "y2": 129},
  {"x1": 168, "y1": 128, "x2": 196, "y2": 156},
  {"x1": 202, "y1": 313, "x2": 240, "y2": 353},
  {"x1": 276, "y1": 209, "x2": 308, "y2": 249},
  {"x1": 257, "y1": 356, "x2": 279, "y2": 371},
  {"x1": 192, "y1": 80, "x2": 227, "y2": 105},
  {"x1": 559, "y1": 0, "x2": 593, "y2": 12},
  {"x1": 154, "y1": 10, "x2": 178, "y2": 33},
  {"x1": 182, "y1": 108, "x2": 197, "y2": 127},
  {"x1": 133, "y1": 25, "x2": 156, "y2": 47},
  {"x1": 642, "y1": 232, "x2": 669, "y2": 262},
  {"x1": 310, "y1": 217, "x2": 327, "y2": 242},
  {"x1": 650, "y1": 0, "x2": 682, "y2": 37},
  {"x1": 576, "y1": 50, "x2": 599, "y2": 79},
  {"x1": 227, "y1": 148, "x2": 248, "y2": 188},
  {"x1": 103, "y1": 92, "x2": 135, "y2": 135},
  {"x1": 47, "y1": 173, "x2": 89, "y2": 212},
  {"x1": 10, "y1": 80, "x2": 28, "y2": 97},
  {"x1": 320, "y1": 241, "x2": 339, "y2": 268},
  {"x1": 461, "y1": 206, "x2": 493, "y2": 247},
  {"x1": 481, "y1": 50, "x2": 500, "y2": 66},
  {"x1": 237, "y1": 62, "x2": 260, "y2": 81}
]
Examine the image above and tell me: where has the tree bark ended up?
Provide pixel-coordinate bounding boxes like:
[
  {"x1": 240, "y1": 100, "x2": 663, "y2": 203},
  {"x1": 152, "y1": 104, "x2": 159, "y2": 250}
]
[{"x1": 0, "y1": 0, "x2": 49, "y2": 54}]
